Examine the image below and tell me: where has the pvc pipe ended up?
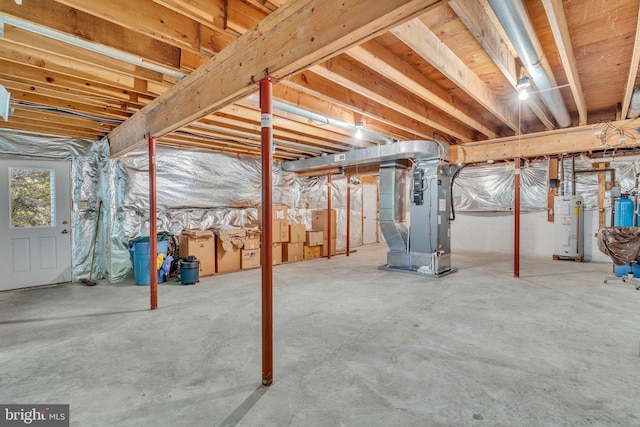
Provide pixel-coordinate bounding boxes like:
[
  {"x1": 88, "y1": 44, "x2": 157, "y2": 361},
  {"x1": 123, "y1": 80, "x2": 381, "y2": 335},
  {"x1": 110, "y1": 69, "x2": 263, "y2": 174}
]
[
  {"x1": 346, "y1": 175, "x2": 351, "y2": 257},
  {"x1": 327, "y1": 173, "x2": 332, "y2": 259},
  {"x1": 149, "y1": 136, "x2": 158, "y2": 309},
  {"x1": 514, "y1": 157, "x2": 521, "y2": 278},
  {"x1": 259, "y1": 77, "x2": 274, "y2": 387}
]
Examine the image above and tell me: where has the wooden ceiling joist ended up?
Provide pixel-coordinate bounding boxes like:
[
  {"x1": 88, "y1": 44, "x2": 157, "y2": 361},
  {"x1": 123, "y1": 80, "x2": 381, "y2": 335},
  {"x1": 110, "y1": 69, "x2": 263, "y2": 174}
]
[
  {"x1": 391, "y1": 18, "x2": 520, "y2": 134},
  {"x1": 621, "y1": 4, "x2": 640, "y2": 120},
  {"x1": 541, "y1": 0, "x2": 587, "y2": 126},
  {"x1": 347, "y1": 40, "x2": 498, "y2": 139},
  {"x1": 108, "y1": 0, "x2": 445, "y2": 157}
]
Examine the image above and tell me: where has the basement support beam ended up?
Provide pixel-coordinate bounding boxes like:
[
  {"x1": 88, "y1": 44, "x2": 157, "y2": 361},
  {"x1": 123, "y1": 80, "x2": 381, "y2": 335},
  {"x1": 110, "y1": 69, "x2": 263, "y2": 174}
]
[
  {"x1": 450, "y1": 119, "x2": 640, "y2": 164},
  {"x1": 260, "y1": 77, "x2": 274, "y2": 387},
  {"x1": 327, "y1": 173, "x2": 332, "y2": 260},
  {"x1": 149, "y1": 136, "x2": 158, "y2": 310},
  {"x1": 109, "y1": 0, "x2": 445, "y2": 157}
]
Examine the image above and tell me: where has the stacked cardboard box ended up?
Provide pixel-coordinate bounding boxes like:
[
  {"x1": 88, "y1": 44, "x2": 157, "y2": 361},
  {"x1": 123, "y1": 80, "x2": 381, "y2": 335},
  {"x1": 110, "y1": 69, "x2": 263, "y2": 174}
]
[
  {"x1": 304, "y1": 229, "x2": 323, "y2": 260},
  {"x1": 284, "y1": 223, "x2": 306, "y2": 262},
  {"x1": 241, "y1": 230, "x2": 261, "y2": 269},
  {"x1": 214, "y1": 226, "x2": 246, "y2": 273},
  {"x1": 311, "y1": 209, "x2": 337, "y2": 257},
  {"x1": 179, "y1": 229, "x2": 216, "y2": 276}
]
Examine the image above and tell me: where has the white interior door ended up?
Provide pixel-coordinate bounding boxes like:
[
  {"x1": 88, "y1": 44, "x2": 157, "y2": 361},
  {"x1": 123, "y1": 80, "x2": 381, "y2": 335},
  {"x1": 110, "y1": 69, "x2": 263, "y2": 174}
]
[
  {"x1": 362, "y1": 182, "x2": 378, "y2": 245},
  {"x1": 0, "y1": 159, "x2": 72, "y2": 290}
]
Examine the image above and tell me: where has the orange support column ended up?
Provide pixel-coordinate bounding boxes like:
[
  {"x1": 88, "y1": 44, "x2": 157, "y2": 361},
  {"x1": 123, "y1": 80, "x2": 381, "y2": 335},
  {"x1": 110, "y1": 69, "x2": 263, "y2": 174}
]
[
  {"x1": 327, "y1": 174, "x2": 332, "y2": 259},
  {"x1": 259, "y1": 77, "x2": 274, "y2": 386},
  {"x1": 149, "y1": 136, "x2": 158, "y2": 309},
  {"x1": 514, "y1": 157, "x2": 521, "y2": 278},
  {"x1": 346, "y1": 175, "x2": 351, "y2": 256}
]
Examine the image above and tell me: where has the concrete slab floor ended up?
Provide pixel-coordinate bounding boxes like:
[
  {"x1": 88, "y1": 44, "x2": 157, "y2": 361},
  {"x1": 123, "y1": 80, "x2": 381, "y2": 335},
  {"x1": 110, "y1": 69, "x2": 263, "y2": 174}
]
[{"x1": 1, "y1": 243, "x2": 639, "y2": 426}]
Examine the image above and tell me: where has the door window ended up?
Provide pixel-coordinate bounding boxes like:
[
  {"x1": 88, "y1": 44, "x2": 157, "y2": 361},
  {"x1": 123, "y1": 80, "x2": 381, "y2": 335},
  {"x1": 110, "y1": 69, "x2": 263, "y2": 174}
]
[{"x1": 9, "y1": 167, "x2": 56, "y2": 228}]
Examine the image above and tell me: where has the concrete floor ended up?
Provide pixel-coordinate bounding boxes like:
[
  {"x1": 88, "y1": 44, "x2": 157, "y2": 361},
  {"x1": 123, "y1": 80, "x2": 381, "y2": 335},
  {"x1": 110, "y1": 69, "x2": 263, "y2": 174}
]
[{"x1": 1, "y1": 243, "x2": 639, "y2": 426}]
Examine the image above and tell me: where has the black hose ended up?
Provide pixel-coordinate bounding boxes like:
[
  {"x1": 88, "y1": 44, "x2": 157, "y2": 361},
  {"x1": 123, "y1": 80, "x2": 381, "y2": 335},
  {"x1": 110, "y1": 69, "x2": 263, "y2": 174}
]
[{"x1": 450, "y1": 164, "x2": 467, "y2": 221}]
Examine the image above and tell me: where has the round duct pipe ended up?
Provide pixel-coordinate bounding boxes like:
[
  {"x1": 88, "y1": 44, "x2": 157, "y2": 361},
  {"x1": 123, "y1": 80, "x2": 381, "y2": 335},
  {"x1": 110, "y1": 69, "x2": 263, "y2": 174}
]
[{"x1": 488, "y1": 0, "x2": 572, "y2": 128}]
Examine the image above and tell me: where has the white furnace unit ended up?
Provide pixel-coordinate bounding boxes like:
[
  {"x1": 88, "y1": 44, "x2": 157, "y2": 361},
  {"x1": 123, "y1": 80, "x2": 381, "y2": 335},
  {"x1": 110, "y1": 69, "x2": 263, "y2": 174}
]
[{"x1": 553, "y1": 195, "x2": 584, "y2": 259}]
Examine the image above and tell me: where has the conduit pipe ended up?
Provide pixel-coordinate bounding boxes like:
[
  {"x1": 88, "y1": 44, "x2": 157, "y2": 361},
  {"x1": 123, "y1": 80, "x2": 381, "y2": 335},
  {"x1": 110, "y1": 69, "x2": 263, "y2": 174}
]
[
  {"x1": 488, "y1": 0, "x2": 572, "y2": 128},
  {"x1": 149, "y1": 136, "x2": 158, "y2": 310},
  {"x1": 247, "y1": 95, "x2": 394, "y2": 144},
  {"x1": 260, "y1": 78, "x2": 274, "y2": 387}
]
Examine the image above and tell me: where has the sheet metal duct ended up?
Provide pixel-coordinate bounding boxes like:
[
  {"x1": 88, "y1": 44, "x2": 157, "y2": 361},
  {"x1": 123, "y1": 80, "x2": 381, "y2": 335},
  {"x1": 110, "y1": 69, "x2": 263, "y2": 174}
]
[
  {"x1": 488, "y1": 0, "x2": 571, "y2": 128},
  {"x1": 379, "y1": 161, "x2": 409, "y2": 253},
  {"x1": 627, "y1": 86, "x2": 640, "y2": 119},
  {"x1": 282, "y1": 139, "x2": 445, "y2": 172}
]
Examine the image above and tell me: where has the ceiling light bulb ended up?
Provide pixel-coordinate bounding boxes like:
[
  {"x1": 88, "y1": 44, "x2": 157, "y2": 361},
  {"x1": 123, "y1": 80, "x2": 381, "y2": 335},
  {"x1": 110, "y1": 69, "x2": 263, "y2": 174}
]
[
  {"x1": 354, "y1": 121, "x2": 364, "y2": 139},
  {"x1": 519, "y1": 89, "x2": 529, "y2": 100}
]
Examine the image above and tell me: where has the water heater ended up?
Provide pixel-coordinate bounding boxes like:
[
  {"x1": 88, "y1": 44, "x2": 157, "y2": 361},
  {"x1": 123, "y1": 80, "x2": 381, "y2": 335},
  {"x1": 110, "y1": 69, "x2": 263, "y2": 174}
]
[{"x1": 553, "y1": 195, "x2": 584, "y2": 258}]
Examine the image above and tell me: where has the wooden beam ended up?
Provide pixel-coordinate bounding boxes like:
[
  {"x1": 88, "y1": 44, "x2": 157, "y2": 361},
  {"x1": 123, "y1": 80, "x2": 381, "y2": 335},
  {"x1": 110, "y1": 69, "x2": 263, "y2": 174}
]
[
  {"x1": 451, "y1": 119, "x2": 640, "y2": 164},
  {"x1": 55, "y1": 0, "x2": 210, "y2": 53},
  {"x1": 0, "y1": 0, "x2": 181, "y2": 69},
  {"x1": 109, "y1": 0, "x2": 445, "y2": 156},
  {"x1": 226, "y1": 0, "x2": 269, "y2": 35},
  {"x1": 282, "y1": 72, "x2": 450, "y2": 141},
  {"x1": 449, "y1": 0, "x2": 516, "y2": 86},
  {"x1": 449, "y1": 0, "x2": 554, "y2": 130},
  {"x1": 594, "y1": 162, "x2": 610, "y2": 229},
  {"x1": 391, "y1": 17, "x2": 520, "y2": 133},
  {"x1": 621, "y1": 4, "x2": 640, "y2": 120},
  {"x1": 347, "y1": 40, "x2": 498, "y2": 139},
  {"x1": 312, "y1": 55, "x2": 476, "y2": 141},
  {"x1": 541, "y1": 0, "x2": 587, "y2": 126}
]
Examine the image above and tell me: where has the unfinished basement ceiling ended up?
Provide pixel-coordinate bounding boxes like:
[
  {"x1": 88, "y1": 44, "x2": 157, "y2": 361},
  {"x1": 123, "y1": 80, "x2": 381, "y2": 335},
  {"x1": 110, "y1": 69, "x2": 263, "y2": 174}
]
[{"x1": 0, "y1": 0, "x2": 638, "y2": 161}]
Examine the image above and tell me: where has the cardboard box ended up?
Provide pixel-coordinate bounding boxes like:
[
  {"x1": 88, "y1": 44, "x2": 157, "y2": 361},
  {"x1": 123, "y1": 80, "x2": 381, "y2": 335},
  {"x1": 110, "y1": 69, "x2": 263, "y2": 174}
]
[
  {"x1": 257, "y1": 204, "x2": 288, "y2": 222},
  {"x1": 306, "y1": 230, "x2": 324, "y2": 246},
  {"x1": 283, "y1": 243, "x2": 304, "y2": 262},
  {"x1": 179, "y1": 229, "x2": 215, "y2": 276},
  {"x1": 279, "y1": 219, "x2": 289, "y2": 242},
  {"x1": 289, "y1": 223, "x2": 306, "y2": 243},
  {"x1": 241, "y1": 249, "x2": 261, "y2": 269},
  {"x1": 321, "y1": 239, "x2": 337, "y2": 257},
  {"x1": 304, "y1": 245, "x2": 322, "y2": 260},
  {"x1": 311, "y1": 209, "x2": 337, "y2": 234},
  {"x1": 272, "y1": 243, "x2": 282, "y2": 265},
  {"x1": 216, "y1": 236, "x2": 241, "y2": 273},
  {"x1": 244, "y1": 232, "x2": 261, "y2": 249}
]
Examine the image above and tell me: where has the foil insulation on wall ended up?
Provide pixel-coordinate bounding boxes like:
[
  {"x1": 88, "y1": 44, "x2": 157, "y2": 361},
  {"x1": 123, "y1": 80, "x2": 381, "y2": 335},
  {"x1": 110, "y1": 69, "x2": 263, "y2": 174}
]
[
  {"x1": 453, "y1": 158, "x2": 640, "y2": 212},
  {"x1": 118, "y1": 146, "x2": 363, "y2": 258}
]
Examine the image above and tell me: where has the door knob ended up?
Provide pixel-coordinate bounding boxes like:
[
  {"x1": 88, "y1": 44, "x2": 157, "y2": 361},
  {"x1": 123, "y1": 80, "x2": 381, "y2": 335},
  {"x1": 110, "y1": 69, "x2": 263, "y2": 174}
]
[{"x1": 61, "y1": 229, "x2": 69, "y2": 234}]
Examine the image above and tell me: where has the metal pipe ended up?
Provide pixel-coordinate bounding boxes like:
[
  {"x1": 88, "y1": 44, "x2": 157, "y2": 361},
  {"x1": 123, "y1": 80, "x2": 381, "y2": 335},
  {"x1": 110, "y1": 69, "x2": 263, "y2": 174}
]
[
  {"x1": 247, "y1": 95, "x2": 394, "y2": 144},
  {"x1": 559, "y1": 154, "x2": 565, "y2": 196},
  {"x1": 327, "y1": 173, "x2": 332, "y2": 259},
  {"x1": 488, "y1": 0, "x2": 571, "y2": 128},
  {"x1": 571, "y1": 155, "x2": 576, "y2": 196},
  {"x1": 514, "y1": 157, "x2": 521, "y2": 278},
  {"x1": 346, "y1": 175, "x2": 351, "y2": 257},
  {"x1": 149, "y1": 136, "x2": 158, "y2": 310},
  {"x1": 259, "y1": 78, "x2": 274, "y2": 387}
]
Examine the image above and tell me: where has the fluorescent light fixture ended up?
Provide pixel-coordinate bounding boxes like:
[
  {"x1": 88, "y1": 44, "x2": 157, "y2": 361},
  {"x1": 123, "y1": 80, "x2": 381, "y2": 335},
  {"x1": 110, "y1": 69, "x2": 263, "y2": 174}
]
[
  {"x1": 0, "y1": 84, "x2": 10, "y2": 122},
  {"x1": 1, "y1": 15, "x2": 186, "y2": 79}
]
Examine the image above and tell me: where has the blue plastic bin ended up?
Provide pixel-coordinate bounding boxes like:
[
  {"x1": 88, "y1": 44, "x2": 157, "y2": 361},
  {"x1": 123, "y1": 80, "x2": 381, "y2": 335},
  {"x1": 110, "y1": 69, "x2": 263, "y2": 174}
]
[
  {"x1": 613, "y1": 262, "x2": 640, "y2": 278},
  {"x1": 132, "y1": 240, "x2": 170, "y2": 286}
]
